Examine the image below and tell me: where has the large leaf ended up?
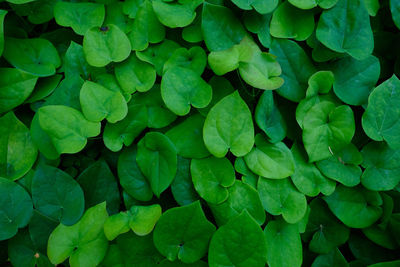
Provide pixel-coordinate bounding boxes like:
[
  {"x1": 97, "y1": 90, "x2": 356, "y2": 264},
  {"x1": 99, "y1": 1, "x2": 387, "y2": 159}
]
[
  {"x1": 3, "y1": 37, "x2": 61, "y2": 77},
  {"x1": 316, "y1": 0, "x2": 373, "y2": 60},
  {"x1": 362, "y1": 75, "x2": 400, "y2": 149},
  {"x1": 37, "y1": 105, "x2": 101, "y2": 155},
  {"x1": 191, "y1": 156, "x2": 235, "y2": 204},
  {"x1": 32, "y1": 165, "x2": 84, "y2": 225},
  {"x1": 0, "y1": 177, "x2": 33, "y2": 241},
  {"x1": 245, "y1": 134, "x2": 294, "y2": 179},
  {"x1": 0, "y1": 112, "x2": 37, "y2": 180},
  {"x1": 208, "y1": 211, "x2": 267, "y2": 267},
  {"x1": 153, "y1": 201, "x2": 216, "y2": 263},
  {"x1": 203, "y1": 91, "x2": 254, "y2": 158},
  {"x1": 47, "y1": 203, "x2": 109, "y2": 267},
  {"x1": 136, "y1": 132, "x2": 177, "y2": 198}
]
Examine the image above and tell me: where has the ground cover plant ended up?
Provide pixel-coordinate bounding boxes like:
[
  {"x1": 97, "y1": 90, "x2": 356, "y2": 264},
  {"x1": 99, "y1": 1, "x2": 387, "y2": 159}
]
[{"x1": 0, "y1": 0, "x2": 400, "y2": 266}]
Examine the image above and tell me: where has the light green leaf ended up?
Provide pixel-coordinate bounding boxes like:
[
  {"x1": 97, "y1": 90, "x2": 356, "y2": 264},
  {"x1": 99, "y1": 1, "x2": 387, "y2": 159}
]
[
  {"x1": 288, "y1": 0, "x2": 338, "y2": 9},
  {"x1": 115, "y1": 54, "x2": 156, "y2": 94},
  {"x1": 37, "y1": 105, "x2": 101, "y2": 155},
  {"x1": 316, "y1": 0, "x2": 373, "y2": 60},
  {"x1": 270, "y1": 1, "x2": 314, "y2": 41},
  {"x1": 104, "y1": 212, "x2": 131, "y2": 241},
  {"x1": 152, "y1": 0, "x2": 203, "y2": 28},
  {"x1": 191, "y1": 156, "x2": 235, "y2": 204},
  {"x1": 161, "y1": 67, "x2": 212, "y2": 116},
  {"x1": 203, "y1": 91, "x2": 254, "y2": 158},
  {"x1": 129, "y1": 204, "x2": 161, "y2": 236},
  {"x1": 47, "y1": 203, "x2": 109, "y2": 267},
  {"x1": 128, "y1": 0, "x2": 165, "y2": 51},
  {"x1": 362, "y1": 75, "x2": 400, "y2": 149},
  {"x1": 137, "y1": 132, "x2": 177, "y2": 198},
  {"x1": 153, "y1": 201, "x2": 216, "y2": 263},
  {"x1": 83, "y1": 24, "x2": 131, "y2": 67},
  {"x1": 0, "y1": 112, "x2": 37, "y2": 180},
  {"x1": 291, "y1": 143, "x2": 336, "y2": 197},
  {"x1": 163, "y1": 46, "x2": 207, "y2": 75},
  {"x1": 390, "y1": 0, "x2": 400, "y2": 29},
  {"x1": 210, "y1": 180, "x2": 265, "y2": 225},
  {"x1": 54, "y1": 2, "x2": 105, "y2": 35},
  {"x1": 245, "y1": 134, "x2": 295, "y2": 179},
  {"x1": 231, "y1": 0, "x2": 278, "y2": 14},
  {"x1": 208, "y1": 211, "x2": 267, "y2": 267},
  {"x1": 303, "y1": 101, "x2": 355, "y2": 162},
  {"x1": 258, "y1": 177, "x2": 307, "y2": 223},
  {"x1": 80, "y1": 81, "x2": 127, "y2": 123}
]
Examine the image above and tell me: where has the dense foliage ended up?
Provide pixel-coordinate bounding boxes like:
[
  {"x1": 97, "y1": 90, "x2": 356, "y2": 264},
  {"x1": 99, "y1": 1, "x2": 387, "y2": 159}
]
[{"x1": 0, "y1": 0, "x2": 400, "y2": 266}]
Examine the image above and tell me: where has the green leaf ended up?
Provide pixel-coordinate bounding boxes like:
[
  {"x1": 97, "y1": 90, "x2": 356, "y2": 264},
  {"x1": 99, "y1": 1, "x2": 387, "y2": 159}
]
[
  {"x1": 54, "y1": 2, "x2": 105, "y2": 35},
  {"x1": 0, "y1": 10, "x2": 6, "y2": 57},
  {"x1": 203, "y1": 91, "x2": 254, "y2": 158},
  {"x1": 361, "y1": 142, "x2": 400, "y2": 191},
  {"x1": 129, "y1": 204, "x2": 161, "y2": 236},
  {"x1": 152, "y1": 0, "x2": 203, "y2": 28},
  {"x1": 202, "y1": 3, "x2": 246, "y2": 51},
  {"x1": 83, "y1": 24, "x2": 131, "y2": 67},
  {"x1": 324, "y1": 185, "x2": 383, "y2": 228},
  {"x1": 191, "y1": 156, "x2": 235, "y2": 204},
  {"x1": 0, "y1": 68, "x2": 38, "y2": 113},
  {"x1": 166, "y1": 113, "x2": 210, "y2": 159},
  {"x1": 115, "y1": 54, "x2": 156, "y2": 94},
  {"x1": 47, "y1": 202, "x2": 109, "y2": 267},
  {"x1": 291, "y1": 142, "x2": 336, "y2": 197},
  {"x1": 332, "y1": 55, "x2": 380, "y2": 106},
  {"x1": 391, "y1": 0, "x2": 400, "y2": 29},
  {"x1": 118, "y1": 146, "x2": 153, "y2": 202},
  {"x1": 3, "y1": 37, "x2": 61, "y2": 77},
  {"x1": 80, "y1": 81, "x2": 128, "y2": 123},
  {"x1": 161, "y1": 67, "x2": 212, "y2": 116},
  {"x1": 37, "y1": 105, "x2": 101, "y2": 155},
  {"x1": 264, "y1": 219, "x2": 302, "y2": 267},
  {"x1": 32, "y1": 165, "x2": 84, "y2": 225},
  {"x1": 316, "y1": 143, "x2": 362, "y2": 187},
  {"x1": 244, "y1": 134, "x2": 295, "y2": 179},
  {"x1": 77, "y1": 160, "x2": 120, "y2": 214},
  {"x1": 0, "y1": 177, "x2": 33, "y2": 241},
  {"x1": 270, "y1": 2, "x2": 314, "y2": 41},
  {"x1": 153, "y1": 201, "x2": 216, "y2": 263},
  {"x1": 255, "y1": 91, "x2": 287, "y2": 143},
  {"x1": 171, "y1": 157, "x2": 200, "y2": 206},
  {"x1": 104, "y1": 212, "x2": 131, "y2": 241},
  {"x1": 163, "y1": 46, "x2": 207, "y2": 75},
  {"x1": 128, "y1": 0, "x2": 165, "y2": 51},
  {"x1": 103, "y1": 103, "x2": 147, "y2": 152},
  {"x1": 362, "y1": 75, "x2": 400, "y2": 149},
  {"x1": 231, "y1": 0, "x2": 278, "y2": 14},
  {"x1": 0, "y1": 112, "x2": 37, "y2": 180},
  {"x1": 316, "y1": 0, "x2": 373, "y2": 60},
  {"x1": 304, "y1": 199, "x2": 350, "y2": 254},
  {"x1": 137, "y1": 132, "x2": 177, "y2": 198},
  {"x1": 311, "y1": 248, "x2": 349, "y2": 267},
  {"x1": 25, "y1": 74, "x2": 62, "y2": 104},
  {"x1": 288, "y1": 0, "x2": 338, "y2": 9},
  {"x1": 210, "y1": 180, "x2": 265, "y2": 225},
  {"x1": 208, "y1": 211, "x2": 267, "y2": 267},
  {"x1": 258, "y1": 177, "x2": 307, "y2": 223},
  {"x1": 269, "y1": 39, "x2": 316, "y2": 102},
  {"x1": 303, "y1": 101, "x2": 355, "y2": 162}
]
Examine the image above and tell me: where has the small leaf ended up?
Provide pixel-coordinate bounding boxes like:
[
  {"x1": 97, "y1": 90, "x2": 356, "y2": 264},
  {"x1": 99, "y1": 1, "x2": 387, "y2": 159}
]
[{"x1": 129, "y1": 204, "x2": 161, "y2": 236}]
